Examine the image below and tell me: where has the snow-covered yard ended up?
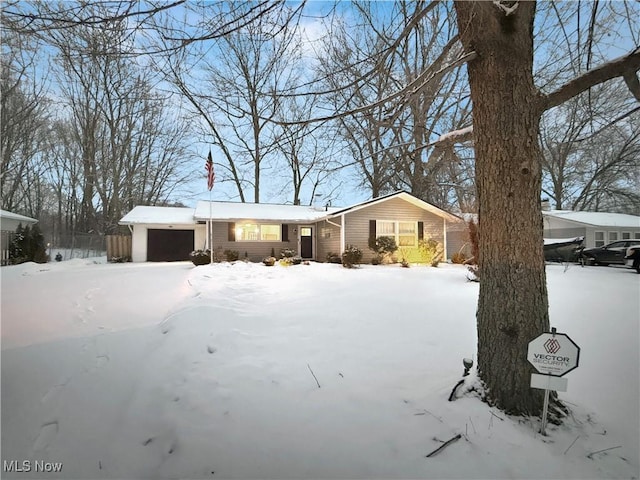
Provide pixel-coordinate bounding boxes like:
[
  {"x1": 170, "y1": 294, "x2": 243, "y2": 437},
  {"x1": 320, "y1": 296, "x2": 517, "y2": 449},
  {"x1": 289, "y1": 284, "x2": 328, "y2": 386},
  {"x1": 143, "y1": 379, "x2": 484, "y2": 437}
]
[{"x1": 1, "y1": 259, "x2": 638, "y2": 479}]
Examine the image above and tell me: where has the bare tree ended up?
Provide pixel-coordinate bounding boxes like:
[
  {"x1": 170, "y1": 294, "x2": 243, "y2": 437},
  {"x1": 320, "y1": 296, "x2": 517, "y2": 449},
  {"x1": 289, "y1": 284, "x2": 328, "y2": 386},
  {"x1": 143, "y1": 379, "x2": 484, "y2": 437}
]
[
  {"x1": 48, "y1": 9, "x2": 195, "y2": 233},
  {"x1": 163, "y1": 3, "x2": 305, "y2": 203},
  {"x1": 315, "y1": 2, "x2": 472, "y2": 210},
  {"x1": 0, "y1": 29, "x2": 49, "y2": 213}
]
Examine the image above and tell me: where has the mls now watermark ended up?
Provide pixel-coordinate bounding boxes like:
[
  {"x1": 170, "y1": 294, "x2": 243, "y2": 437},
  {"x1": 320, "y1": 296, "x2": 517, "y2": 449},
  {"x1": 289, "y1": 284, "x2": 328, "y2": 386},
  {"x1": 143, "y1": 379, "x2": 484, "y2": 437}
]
[{"x1": 3, "y1": 460, "x2": 63, "y2": 473}]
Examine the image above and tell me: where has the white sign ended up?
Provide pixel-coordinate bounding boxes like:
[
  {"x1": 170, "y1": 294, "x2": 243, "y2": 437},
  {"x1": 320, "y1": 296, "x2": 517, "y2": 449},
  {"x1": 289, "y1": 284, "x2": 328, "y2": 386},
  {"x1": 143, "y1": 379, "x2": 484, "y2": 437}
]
[
  {"x1": 527, "y1": 331, "x2": 580, "y2": 377},
  {"x1": 530, "y1": 373, "x2": 568, "y2": 392}
]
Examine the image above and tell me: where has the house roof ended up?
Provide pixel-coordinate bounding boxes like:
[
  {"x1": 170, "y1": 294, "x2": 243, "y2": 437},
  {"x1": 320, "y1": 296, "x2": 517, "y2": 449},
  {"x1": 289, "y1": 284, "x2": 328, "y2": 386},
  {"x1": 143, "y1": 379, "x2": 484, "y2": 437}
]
[
  {"x1": 119, "y1": 192, "x2": 462, "y2": 226},
  {"x1": 328, "y1": 191, "x2": 463, "y2": 222},
  {"x1": 542, "y1": 210, "x2": 640, "y2": 228},
  {"x1": 194, "y1": 201, "x2": 340, "y2": 222},
  {"x1": 119, "y1": 206, "x2": 197, "y2": 225},
  {"x1": 0, "y1": 209, "x2": 38, "y2": 224}
]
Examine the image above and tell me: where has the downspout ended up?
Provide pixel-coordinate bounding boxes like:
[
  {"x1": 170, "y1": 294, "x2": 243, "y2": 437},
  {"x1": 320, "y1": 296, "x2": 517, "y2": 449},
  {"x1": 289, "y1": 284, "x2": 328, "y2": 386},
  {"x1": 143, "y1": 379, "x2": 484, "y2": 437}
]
[
  {"x1": 340, "y1": 214, "x2": 346, "y2": 253},
  {"x1": 127, "y1": 225, "x2": 133, "y2": 234}
]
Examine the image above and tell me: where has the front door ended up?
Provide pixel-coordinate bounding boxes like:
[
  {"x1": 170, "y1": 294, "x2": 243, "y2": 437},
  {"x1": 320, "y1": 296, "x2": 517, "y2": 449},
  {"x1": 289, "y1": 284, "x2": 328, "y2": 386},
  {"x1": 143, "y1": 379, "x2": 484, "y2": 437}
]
[{"x1": 300, "y1": 227, "x2": 313, "y2": 259}]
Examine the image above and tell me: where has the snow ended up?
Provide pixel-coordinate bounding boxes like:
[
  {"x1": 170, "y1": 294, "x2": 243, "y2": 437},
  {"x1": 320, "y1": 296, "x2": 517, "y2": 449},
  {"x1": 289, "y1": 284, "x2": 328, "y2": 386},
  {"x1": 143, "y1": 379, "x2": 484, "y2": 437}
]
[
  {"x1": 543, "y1": 210, "x2": 640, "y2": 228},
  {"x1": 119, "y1": 206, "x2": 197, "y2": 225},
  {"x1": 544, "y1": 236, "x2": 584, "y2": 245},
  {"x1": 193, "y1": 201, "x2": 340, "y2": 222},
  {"x1": 0, "y1": 209, "x2": 38, "y2": 224},
  {"x1": 1, "y1": 260, "x2": 638, "y2": 479}
]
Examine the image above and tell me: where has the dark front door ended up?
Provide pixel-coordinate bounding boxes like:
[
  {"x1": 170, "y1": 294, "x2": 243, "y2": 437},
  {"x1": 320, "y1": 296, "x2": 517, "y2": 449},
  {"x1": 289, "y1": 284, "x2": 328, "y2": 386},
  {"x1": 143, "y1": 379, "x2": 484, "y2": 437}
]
[
  {"x1": 300, "y1": 227, "x2": 313, "y2": 259},
  {"x1": 147, "y1": 229, "x2": 194, "y2": 261}
]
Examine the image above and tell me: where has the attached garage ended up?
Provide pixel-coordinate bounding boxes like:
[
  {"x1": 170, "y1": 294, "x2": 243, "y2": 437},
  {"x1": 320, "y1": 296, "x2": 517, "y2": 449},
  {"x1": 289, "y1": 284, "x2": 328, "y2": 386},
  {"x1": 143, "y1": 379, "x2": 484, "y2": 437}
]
[{"x1": 147, "y1": 229, "x2": 194, "y2": 262}]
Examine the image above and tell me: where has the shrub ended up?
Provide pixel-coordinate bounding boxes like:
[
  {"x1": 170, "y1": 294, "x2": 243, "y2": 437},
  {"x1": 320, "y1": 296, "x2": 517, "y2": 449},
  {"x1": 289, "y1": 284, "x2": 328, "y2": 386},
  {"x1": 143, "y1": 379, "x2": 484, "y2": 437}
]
[
  {"x1": 418, "y1": 238, "x2": 443, "y2": 267},
  {"x1": 9, "y1": 223, "x2": 47, "y2": 264},
  {"x1": 279, "y1": 255, "x2": 303, "y2": 266},
  {"x1": 368, "y1": 236, "x2": 398, "y2": 263},
  {"x1": 281, "y1": 248, "x2": 296, "y2": 258},
  {"x1": 326, "y1": 252, "x2": 342, "y2": 264},
  {"x1": 110, "y1": 256, "x2": 131, "y2": 263},
  {"x1": 189, "y1": 250, "x2": 211, "y2": 266},
  {"x1": 451, "y1": 251, "x2": 467, "y2": 264},
  {"x1": 223, "y1": 249, "x2": 239, "y2": 262},
  {"x1": 341, "y1": 244, "x2": 363, "y2": 268},
  {"x1": 263, "y1": 256, "x2": 276, "y2": 266}
]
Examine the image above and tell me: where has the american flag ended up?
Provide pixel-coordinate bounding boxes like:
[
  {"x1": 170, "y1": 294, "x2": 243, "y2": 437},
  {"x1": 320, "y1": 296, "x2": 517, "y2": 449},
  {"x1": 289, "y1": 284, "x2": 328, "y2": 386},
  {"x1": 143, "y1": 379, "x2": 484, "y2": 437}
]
[{"x1": 205, "y1": 150, "x2": 215, "y2": 191}]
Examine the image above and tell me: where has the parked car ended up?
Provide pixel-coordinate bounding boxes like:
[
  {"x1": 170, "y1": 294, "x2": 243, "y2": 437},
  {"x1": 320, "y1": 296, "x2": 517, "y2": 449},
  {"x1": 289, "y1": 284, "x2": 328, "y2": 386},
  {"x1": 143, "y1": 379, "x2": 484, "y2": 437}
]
[
  {"x1": 624, "y1": 245, "x2": 640, "y2": 273},
  {"x1": 579, "y1": 240, "x2": 640, "y2": 266}
]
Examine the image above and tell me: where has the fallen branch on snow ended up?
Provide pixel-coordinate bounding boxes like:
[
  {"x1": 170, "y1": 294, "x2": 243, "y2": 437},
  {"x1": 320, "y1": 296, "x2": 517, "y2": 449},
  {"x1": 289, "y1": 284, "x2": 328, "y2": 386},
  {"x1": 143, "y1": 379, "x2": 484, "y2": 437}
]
[
  {"x1": 307, "y1": 363, "x2": 321, "y2": 388},
  {"x1": 587, "y1": 445, "x2": 621, "y2": 459},
  {"x1": 425, "y1": 434, "x2": 462, "y2": 458}
]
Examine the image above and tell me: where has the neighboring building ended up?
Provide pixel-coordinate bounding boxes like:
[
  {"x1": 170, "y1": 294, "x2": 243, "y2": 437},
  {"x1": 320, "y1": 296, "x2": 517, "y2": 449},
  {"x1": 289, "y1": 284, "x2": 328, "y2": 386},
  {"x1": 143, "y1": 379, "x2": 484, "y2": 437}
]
[
  {"x1": 0, "y1": 209, "x2": 38, "y2": 232},
  {"x1": 0, "y1": 209, "x2": 39, "y2": 265},
  {"x1": 542, "y1": 210, "x2": 640, "y2": 249},
  {"x1": 119, "y1": 191, "x2": 466, "y2": 263}
]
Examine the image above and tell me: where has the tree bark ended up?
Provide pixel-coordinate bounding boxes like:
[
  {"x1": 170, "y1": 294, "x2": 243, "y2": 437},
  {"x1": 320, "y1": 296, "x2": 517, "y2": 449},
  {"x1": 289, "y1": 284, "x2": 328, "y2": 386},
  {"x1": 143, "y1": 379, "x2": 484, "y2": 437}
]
[{"x1": 454, "y1": 1, "x2": 548, "y2": 415}]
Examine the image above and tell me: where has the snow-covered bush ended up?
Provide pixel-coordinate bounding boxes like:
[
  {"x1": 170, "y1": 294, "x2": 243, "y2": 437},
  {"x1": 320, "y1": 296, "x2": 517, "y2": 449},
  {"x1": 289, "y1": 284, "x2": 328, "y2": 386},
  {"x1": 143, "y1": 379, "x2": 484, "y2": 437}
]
[
  {"x1": 9, "y1": 223, "x2": 48, "y2": 264},
  {"x1": 368, "y1": 235, "x2": 398, "y2": 264},
  {"x1": 341, "y1": 245, "x2": 363, "y2": 268},
  {"x1": 189, "y1": 250, "x2": 211, "y2": 266},
  {"x1": 281, "y1": 248, "x2": 296, "y2": 258},
  {"x1": 262, "y1": 256, "x2": 276, "y2": 266}
]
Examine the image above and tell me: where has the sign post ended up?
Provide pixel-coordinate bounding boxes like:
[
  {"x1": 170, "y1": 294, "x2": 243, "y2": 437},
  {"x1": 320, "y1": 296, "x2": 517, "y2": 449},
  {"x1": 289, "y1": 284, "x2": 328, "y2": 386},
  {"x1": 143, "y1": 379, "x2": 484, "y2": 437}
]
[{"x1": 527, "y1": 328, "x2": 580, "y2": 435}]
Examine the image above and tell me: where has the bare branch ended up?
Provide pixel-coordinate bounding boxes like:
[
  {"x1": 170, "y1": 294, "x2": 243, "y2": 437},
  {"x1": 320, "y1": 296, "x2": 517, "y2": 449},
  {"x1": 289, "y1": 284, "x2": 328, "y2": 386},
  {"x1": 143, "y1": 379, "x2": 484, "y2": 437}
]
[
  {"x1": 271, "y1": 51, "x2": 476, "y2": 126},
  {"x1": 541, "y1": 50, "x2": 640, "y2": 111}
]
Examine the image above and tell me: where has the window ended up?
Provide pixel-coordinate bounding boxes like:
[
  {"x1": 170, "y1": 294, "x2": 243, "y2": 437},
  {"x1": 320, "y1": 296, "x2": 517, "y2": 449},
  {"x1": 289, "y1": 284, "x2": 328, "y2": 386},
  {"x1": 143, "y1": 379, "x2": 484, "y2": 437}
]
[
  {"x1": 608, "y1": 231, "x2": 618, "y2": 243},
  {"x1": 236, "y1": 223, "x2": 281, "y2": 242},
  {"x1": 594, "y1": 231, "x2": 604, "y2": 247},
  {"x1": 622, "y1": 232, "x2": 631, "y2": 240},
  {"x1": 635, "y1": 232, "x2": 640, "y2": 240},
  {"x1": 398, "y1": 222, "x2": 417, "y2": 246},
  {"x1": 377, "y1": 221, "x2": 417, "y2": 247}
]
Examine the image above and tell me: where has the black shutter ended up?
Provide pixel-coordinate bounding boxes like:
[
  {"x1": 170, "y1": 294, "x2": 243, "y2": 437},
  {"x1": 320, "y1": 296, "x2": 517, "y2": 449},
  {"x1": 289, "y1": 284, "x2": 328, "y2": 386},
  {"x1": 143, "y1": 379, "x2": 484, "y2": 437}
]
[
  {"x1": 228, "y1": 222, "x2": 235, "y2": 241},
  {"x1": 282, "y1": 224, "x2": 289, "y2": 242},
  {"x1": 369, "y1": 220, "x2": 376, "y2": 239},
  {"x1": 418, "y1": 221, "x2": 424, "y2": 241}
]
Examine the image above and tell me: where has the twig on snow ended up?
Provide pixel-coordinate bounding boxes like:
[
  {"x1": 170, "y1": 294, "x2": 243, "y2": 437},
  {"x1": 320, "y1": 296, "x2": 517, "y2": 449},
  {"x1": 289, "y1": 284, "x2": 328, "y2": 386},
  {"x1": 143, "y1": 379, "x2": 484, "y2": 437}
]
[
  {"x1": 564, "y1": 436, "x2": 580, "y2": 455},
  {"x1": 468, "y1": 416, "x2": 477, "y2": 434},
  {"x1": 587, "y1": 445, "x2": 621, "y2": 459},
  {"x1": 490, "y1": 411, "x2": 504, "y2": 421},
  {"x1": 307, "y1": 363, "x2": 321, "y2": 388},
  {"x1": 426, "y1": 434, "x2": 462, "y2": 458}
]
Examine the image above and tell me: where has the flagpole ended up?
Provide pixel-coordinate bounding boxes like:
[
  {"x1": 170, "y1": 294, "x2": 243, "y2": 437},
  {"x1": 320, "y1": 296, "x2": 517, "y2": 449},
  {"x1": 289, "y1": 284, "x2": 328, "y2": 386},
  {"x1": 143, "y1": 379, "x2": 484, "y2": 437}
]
[{"x1": 209, "y1": 187, "x2": 213, "y2": 264}]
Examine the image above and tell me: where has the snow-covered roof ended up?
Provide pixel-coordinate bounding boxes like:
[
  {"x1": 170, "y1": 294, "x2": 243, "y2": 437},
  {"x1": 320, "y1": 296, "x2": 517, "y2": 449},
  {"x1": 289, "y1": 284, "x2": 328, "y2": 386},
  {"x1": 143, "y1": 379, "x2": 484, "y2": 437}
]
[
  {"x1": 194, "y1": 201, "x2": 341, "y2": 222},
  {"x1": 542, "y1": 210, "x2": 640, "y2": 228},
  {"x1": 328, "y1": 191, "x2": 462, "y2": 222},
  {"x1": 543, "y1": 236, "x2": 584, "y2": 246},
  {"x1": 119, "y1": 206, "x2": 196, "y2": 225},
  {"x1": 0, "y1": 209, "x2": 38, "y2": 224}
]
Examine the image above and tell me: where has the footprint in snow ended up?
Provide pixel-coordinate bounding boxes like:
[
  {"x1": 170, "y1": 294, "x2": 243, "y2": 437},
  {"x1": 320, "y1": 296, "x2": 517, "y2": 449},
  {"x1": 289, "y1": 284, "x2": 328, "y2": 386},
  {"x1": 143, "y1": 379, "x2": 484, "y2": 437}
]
[{"x1": 33, "y1": 421, "x2": 59, "y2": 452}]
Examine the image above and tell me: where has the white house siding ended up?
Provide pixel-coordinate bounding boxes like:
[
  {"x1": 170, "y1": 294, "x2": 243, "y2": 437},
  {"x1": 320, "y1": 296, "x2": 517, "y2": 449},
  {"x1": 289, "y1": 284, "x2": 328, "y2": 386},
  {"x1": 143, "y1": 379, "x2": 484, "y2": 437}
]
[
  {"x1": 342, "y1": 197, "x2": 446, "y2": 263},
  {"x1": 315, "y1": 219, "x2": 342, "y2": 261},
  {"x1": 446, "y1": 221, "x2": 471, "y2": 259},
  {"x1": 210, "y1": 222, "x2": 298, "y2": 262},
  {"x1": 131, "y1": 224, "x2": 204, "y2": 262}
]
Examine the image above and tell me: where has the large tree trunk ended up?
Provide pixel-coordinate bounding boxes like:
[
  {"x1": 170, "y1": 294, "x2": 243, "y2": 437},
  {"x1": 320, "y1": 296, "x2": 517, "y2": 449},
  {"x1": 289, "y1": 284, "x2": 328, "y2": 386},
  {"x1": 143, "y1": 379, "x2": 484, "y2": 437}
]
[{"x1": 454, "y1": 1, "x2": 548, "y2": 415}]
